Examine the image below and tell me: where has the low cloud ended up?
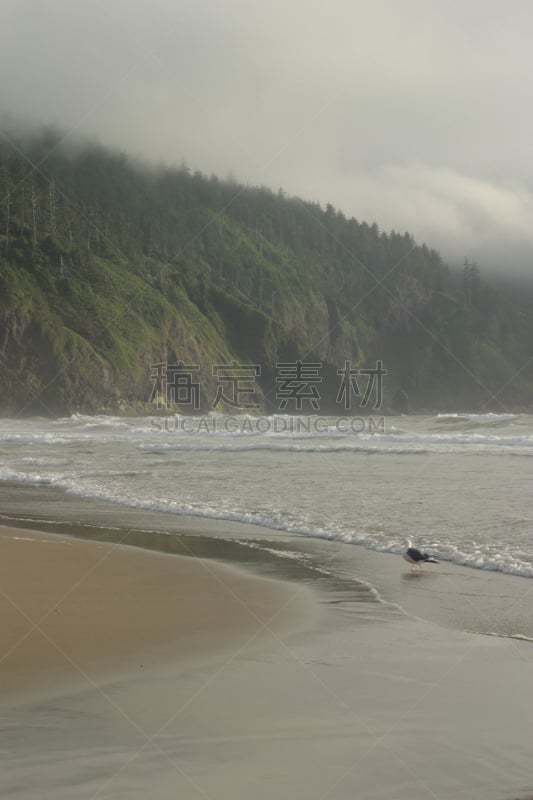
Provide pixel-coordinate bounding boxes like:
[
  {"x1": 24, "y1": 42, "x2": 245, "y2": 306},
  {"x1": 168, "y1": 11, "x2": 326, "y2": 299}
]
[
  {"x1": 332, "y1": 163, "x2": 533, "y2": 275},
  {"x1": 1, "y1": 0, "x2": 533, "y2": 278}
]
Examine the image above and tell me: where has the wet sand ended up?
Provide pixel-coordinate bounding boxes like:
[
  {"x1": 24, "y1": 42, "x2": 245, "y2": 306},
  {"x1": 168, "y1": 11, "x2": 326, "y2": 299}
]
[
  {"x1": 1, "y1": 494, "x2": 533, "y2": 800},
  {"x1": 0, "y1": 526, "x2": 316, "y2": 703}
]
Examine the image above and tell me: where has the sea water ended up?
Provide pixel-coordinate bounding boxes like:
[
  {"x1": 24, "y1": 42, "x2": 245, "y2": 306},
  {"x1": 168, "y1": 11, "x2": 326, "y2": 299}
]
[
  {"x1": 1, "y1": 412, "x2": 533, "y2": 800},
  {"x1": 0, "y1": 412, "x2": 531, "y2": 576}
]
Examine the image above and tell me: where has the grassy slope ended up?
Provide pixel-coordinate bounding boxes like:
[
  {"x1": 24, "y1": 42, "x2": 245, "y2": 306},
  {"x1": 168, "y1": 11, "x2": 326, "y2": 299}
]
[{"x1": 0, "y1": 143, "x2": 532, "y2": 415}]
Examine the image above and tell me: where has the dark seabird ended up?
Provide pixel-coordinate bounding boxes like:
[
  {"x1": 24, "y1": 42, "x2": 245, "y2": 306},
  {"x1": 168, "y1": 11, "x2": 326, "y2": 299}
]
[{"x1": 403, "y1": 539, "x2": 439, "y2": 571}]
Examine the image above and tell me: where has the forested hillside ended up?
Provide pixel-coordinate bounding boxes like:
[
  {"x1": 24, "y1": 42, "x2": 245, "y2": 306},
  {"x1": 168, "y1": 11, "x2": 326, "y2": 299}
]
[{"x1": 0, "y1": 132, "x2": 532, "y2": 415}]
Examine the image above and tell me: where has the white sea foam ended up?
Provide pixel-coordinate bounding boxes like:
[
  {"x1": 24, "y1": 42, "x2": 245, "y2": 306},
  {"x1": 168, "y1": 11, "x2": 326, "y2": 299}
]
[
  {"x1": 1, "y1": 413, "x2": 532, "y2": 581},
  {"x1": 1, "y1": 463, "x2": 532, "y2": 579},
  {"x1": 435, "y1": 412, "x2": 519, "y2": 423}
]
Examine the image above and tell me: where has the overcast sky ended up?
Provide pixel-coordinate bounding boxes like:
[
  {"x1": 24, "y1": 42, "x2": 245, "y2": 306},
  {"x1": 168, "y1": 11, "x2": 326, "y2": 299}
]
[{"x1": 2, "y1": 0, "x2": 532, "y2": 275}]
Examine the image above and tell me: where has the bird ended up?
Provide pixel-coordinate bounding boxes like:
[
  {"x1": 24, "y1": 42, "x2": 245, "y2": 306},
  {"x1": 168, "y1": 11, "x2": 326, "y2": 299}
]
[{"x1": 403, "y1": 539, "x2": 439, "y2": 572}]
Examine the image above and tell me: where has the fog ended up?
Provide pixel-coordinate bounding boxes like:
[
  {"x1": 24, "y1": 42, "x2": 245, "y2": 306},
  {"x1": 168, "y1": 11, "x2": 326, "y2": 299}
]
[{"x1": 1, "y1": 0, "x2": 533, "y2": 277}]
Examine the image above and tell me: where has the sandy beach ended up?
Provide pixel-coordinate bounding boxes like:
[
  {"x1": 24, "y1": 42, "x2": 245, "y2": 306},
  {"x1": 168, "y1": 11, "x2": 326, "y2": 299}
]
[
  {"x1": 0, "y1": 525, "x2": 316, "y2": 703},
  {"x1": 0, "y1": 493, "x2": 532, "y2": 800}
]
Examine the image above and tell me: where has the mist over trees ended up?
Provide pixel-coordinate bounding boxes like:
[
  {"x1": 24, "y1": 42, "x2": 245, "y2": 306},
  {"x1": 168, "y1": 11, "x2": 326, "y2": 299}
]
[{"x1": 0, "y1": 131, "x2": 532, "y2": 415}]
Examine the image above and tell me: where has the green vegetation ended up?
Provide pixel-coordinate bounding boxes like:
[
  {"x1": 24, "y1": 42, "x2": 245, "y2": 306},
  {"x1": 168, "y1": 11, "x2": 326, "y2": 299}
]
[{"x1": 0, "y1": 133, "x2": 532, "y2": 415}]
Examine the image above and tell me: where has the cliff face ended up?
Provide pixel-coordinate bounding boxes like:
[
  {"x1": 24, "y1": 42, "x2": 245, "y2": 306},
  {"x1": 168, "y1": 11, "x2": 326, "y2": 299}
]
[
  {"x1": 0, "y1": 254, "x2": 241, "y2": 415},
  {"x1": 0, "y1": 139, "x2": 532, "y2": 416}
]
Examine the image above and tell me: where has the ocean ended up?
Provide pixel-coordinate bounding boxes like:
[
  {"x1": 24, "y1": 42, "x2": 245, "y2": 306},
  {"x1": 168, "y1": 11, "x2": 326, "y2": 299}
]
[
  {"x1": 1, "y1": 410, "x2": 532, "y2": 640},
  {"x1": 1, "y1": 411, "x2": 533, "y2": 800},
  {"x1": 1, "y1": 411, "x2": 531, "y2": 577}
]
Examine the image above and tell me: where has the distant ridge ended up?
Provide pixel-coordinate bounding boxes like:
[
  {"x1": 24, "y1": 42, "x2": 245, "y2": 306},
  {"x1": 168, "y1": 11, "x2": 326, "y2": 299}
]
[{"x1": 0, "y1": 131, "x2": 532, "y2": 415}]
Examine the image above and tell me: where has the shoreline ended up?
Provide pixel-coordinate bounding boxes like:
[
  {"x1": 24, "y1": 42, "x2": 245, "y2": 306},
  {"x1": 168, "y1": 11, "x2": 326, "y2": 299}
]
[
  {"x1": 1, "y1": 490, "x2": 533, "y2": 799},
  {"x1": 2, "y1": 478, "x2": 533, "y2": 644},
  {"x1": 0, "y1": 525, "x2": 317, "y2": 706},
  {"x1": 1, "y1": 462, "x2": 532, "y2": 584},
  {"x1": 2, "y1": 478, "x2": 533, "y2": 643}
]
